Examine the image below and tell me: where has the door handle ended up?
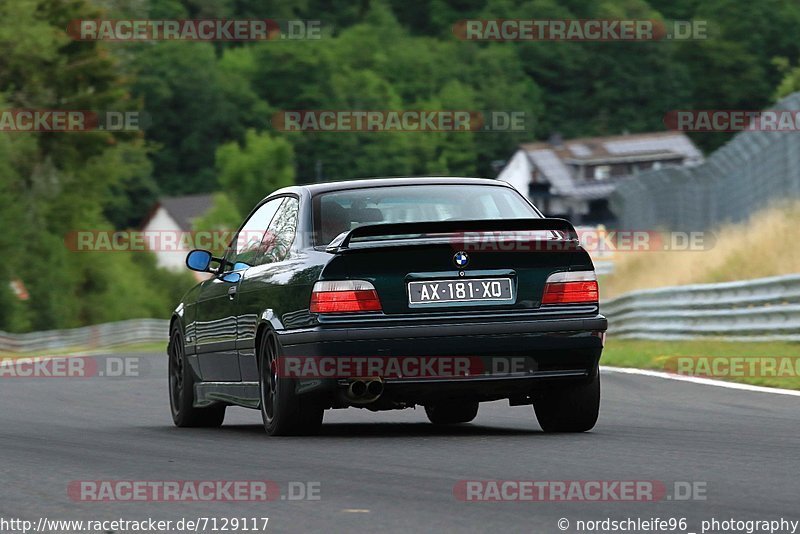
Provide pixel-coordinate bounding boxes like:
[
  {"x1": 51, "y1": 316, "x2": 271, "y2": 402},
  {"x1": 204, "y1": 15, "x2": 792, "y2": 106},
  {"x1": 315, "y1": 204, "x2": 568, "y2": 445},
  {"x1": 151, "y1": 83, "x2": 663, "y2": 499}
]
[{"x1": 227, "y1": 286, "x2": 237, "y2": 300}]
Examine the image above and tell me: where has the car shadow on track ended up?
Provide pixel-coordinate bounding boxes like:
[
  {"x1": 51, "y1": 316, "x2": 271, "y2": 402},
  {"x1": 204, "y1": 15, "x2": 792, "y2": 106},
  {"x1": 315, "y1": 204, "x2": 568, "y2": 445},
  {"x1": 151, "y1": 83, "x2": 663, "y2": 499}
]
[{"x1": 216, "y1": 422, "x2": 542, "y2": 438}]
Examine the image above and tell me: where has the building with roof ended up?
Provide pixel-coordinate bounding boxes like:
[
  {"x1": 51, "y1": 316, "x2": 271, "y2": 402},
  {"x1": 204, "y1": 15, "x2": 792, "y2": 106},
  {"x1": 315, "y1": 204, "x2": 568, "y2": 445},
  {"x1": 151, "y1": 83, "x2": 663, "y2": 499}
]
[
  {"x1": 497, "y1": 131, "x2": 703, "y2": 225},
  {"x1": 141, "y1": 193, "x2": 214, "y2": 272}
]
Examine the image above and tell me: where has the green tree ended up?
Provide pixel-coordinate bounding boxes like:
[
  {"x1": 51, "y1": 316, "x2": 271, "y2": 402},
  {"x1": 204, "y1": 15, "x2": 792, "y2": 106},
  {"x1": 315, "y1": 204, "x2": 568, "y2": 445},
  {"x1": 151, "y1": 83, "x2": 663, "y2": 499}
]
[
  {"x1": 774, "y1": 58, "x2": 800, "y2": 101},
  {"x1": 192, "y1": 193, "x2": 243, "y2": 256},
  {"x1": 131, "y1": 42, "x2": 269, "y2": 194},
  {"x1": 216, "y1": 130, "x2": 296, "y2": 215},
  {"x1": 0, "y1": 0, "x2": 195, "y2": 331}
]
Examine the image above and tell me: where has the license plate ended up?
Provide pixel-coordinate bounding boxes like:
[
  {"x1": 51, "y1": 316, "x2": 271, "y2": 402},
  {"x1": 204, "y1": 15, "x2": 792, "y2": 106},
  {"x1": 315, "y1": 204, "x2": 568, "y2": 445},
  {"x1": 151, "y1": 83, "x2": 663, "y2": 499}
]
[{"x1": 408, "y1": 278, "x2": 514, "y2": 305}]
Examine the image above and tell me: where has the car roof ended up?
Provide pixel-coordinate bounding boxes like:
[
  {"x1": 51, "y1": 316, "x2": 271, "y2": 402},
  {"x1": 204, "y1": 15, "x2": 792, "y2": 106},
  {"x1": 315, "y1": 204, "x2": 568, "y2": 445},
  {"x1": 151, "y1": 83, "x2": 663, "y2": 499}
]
[{"x1": 298, "y1": 176, "x2": 510, "y2": 196}]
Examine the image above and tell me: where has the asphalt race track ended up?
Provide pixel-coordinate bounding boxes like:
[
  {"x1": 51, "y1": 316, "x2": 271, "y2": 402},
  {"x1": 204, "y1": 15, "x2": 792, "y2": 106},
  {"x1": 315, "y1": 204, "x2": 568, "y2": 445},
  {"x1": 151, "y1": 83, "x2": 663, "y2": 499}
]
[{"x1": 1, "y1": 352, "x2": 798, "y2": 533}]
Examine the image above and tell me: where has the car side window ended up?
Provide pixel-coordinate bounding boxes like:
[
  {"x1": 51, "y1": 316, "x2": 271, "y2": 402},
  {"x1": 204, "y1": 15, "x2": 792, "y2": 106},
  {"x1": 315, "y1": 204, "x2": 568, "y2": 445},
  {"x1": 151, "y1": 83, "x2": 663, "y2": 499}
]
[
  {"x1": 230, "y1": 198, "x2": 283, "y2": 268},
  {"x1": 261, "y1": 197, "x2": 299, "y2": 264}
]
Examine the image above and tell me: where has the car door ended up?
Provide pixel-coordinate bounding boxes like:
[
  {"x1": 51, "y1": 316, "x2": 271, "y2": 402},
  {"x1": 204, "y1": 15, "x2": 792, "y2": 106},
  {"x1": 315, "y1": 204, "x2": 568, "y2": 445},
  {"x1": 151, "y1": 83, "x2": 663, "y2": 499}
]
[
  {"x1": 236, "y1": 196, "x2": 301, "y2": 381},
  {"x1": 194, "y1": 198, "x2": 283, "y2": 381}
]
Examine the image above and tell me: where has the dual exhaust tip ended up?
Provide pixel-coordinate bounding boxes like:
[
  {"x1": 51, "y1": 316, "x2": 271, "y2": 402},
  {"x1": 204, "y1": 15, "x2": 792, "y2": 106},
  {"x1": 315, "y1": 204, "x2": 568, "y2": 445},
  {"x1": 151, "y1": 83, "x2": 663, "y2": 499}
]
[{"x1": 347, "y1": 378, "x2": 384, "y2": 402}]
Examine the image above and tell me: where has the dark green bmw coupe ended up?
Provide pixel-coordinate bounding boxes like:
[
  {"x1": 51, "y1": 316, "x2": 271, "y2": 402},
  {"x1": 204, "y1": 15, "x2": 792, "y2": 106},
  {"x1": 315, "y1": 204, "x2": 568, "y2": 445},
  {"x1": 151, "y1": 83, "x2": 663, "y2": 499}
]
[{"x1": 168, "y1": 177, "x2": 606, "y2": 435}]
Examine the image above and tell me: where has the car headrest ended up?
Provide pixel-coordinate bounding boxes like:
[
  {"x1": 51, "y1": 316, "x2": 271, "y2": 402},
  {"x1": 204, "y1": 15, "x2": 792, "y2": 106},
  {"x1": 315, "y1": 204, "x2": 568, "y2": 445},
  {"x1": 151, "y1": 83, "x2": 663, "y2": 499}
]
[
  {"x1": 321, "y1": 202, "x2": 352, "y2": 244},
  {"x1": 350, "y1": 207, "x2": 384, "y2": 223}
]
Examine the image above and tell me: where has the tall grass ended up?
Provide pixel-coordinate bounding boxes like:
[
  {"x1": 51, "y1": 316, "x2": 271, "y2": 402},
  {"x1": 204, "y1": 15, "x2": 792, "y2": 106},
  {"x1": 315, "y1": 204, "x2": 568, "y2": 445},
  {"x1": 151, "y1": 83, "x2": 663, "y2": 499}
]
[{"x1": 601, "y1": 201, "x2": 800, "y2": 298}]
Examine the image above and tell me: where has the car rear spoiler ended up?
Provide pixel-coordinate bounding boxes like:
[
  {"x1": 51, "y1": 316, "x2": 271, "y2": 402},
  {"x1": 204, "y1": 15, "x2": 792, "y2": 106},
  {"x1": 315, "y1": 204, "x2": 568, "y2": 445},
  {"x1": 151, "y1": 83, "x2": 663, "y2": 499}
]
[{"x1": 326, "y1": 218, "x2": 579, "y2": 252}]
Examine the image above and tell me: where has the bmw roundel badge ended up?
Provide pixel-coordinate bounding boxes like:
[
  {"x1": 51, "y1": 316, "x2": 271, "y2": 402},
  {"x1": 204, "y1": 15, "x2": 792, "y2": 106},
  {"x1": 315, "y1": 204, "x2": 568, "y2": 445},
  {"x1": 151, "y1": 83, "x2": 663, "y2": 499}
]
[{"x1": 453, "y1": 251, "x2": 469, "y2": 268}]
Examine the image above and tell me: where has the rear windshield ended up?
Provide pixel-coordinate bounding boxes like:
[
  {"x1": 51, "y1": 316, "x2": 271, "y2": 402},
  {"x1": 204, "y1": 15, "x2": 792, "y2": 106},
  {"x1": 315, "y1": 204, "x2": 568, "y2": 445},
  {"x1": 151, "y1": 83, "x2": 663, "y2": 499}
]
[{"x1": 312, "y1": 184, "x2": 538, "y2": 246}]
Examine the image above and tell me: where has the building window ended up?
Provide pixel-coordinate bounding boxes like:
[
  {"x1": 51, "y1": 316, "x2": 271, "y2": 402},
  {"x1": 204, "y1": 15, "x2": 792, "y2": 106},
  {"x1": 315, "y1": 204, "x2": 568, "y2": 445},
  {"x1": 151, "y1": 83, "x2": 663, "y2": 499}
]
[{"x1": 594, "y1": 165, "x2": 611, "y2": 180}]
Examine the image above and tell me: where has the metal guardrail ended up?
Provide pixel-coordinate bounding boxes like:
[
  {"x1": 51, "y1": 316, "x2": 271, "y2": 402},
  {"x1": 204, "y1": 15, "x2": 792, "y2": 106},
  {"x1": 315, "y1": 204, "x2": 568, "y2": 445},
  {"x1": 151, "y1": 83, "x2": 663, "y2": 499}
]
[
  {"x1": 0, "y1": 319, "x2": 169, "y2": 354},
  {"x1": 3, "y1": 275, "x2": 799, "y2": 351},
  {"x1": 603, "y1": 274, "x2": 800, "y2": 341}
]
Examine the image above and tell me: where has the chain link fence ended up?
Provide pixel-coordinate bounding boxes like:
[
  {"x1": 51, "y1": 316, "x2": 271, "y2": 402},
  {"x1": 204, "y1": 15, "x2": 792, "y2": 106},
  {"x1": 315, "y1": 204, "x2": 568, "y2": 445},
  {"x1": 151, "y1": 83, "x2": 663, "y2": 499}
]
[{"x1": 611, "y1": 92, "x2": 800, "y2": 231}]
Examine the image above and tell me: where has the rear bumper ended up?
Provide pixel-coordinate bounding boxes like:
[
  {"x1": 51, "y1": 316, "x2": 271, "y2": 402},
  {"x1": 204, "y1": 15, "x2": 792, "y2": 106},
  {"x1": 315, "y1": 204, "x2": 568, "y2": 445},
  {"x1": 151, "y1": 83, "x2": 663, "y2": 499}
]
[
  {"x1": 276, "y1": 314, "x2": 606, "y2": 405},
  {"x1": 279, "y1": 315, "x2": 606, "y2": 345}
]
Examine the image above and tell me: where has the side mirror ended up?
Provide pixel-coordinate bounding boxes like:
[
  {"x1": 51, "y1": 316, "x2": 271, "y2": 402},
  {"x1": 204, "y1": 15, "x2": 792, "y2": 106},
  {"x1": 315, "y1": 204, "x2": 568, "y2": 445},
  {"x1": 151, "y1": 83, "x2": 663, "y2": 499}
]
[
  {"x1": 221, "y1": 272, "x2": 242, "y2": 283},
  {"x1": 186, "y1": 249, "x2": 213, "y2": 272}
]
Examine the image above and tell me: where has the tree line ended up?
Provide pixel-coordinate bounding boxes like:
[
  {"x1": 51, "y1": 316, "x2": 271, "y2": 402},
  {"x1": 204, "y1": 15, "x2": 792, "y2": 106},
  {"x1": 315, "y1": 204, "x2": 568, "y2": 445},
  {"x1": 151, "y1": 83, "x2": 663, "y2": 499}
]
[{"x1": 1, "y1": 0, "x2": 799, "y2": 331}]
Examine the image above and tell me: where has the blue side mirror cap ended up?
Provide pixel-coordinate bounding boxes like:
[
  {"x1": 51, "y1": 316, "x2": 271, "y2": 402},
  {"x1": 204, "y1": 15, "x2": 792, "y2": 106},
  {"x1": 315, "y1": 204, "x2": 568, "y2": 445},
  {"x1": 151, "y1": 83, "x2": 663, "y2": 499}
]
[
  {"x1": 186, "y1": 249, "x2": 213, "y2": 272},
  {"x1": 222, "y1": 272, "x2": 242, "y2": 283}
]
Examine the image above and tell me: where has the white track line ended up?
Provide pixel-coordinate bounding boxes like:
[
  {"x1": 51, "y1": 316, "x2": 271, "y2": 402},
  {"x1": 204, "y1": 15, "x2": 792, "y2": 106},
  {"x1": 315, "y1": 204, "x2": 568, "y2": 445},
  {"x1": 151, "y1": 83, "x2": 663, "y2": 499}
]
[{"x1": 601, "y1": 365, "x2": 800, "y2": 397}]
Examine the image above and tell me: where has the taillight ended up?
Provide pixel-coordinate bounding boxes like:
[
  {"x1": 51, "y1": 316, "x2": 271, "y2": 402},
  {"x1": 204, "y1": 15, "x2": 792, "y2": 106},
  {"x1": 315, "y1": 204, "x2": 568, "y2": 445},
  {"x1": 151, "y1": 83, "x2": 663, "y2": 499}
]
[
  {"x1": 541, "y1": 271, "x2": 598, "y2": 305},
  {"x1": 309, "y1": 280, "x2": 382, "y2": 313}
]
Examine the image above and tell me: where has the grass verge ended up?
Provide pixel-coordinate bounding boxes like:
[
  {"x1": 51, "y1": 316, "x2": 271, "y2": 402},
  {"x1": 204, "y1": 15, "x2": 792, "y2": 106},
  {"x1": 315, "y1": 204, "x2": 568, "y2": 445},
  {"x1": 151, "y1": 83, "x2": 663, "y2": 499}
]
[{"x1": 603, "y1": 338, "x2": 800, "y2": 390}]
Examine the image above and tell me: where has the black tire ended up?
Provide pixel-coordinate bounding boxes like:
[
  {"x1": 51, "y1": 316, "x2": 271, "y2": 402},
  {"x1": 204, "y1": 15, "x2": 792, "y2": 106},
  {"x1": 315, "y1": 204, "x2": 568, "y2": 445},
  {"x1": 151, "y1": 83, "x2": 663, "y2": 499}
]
[
  {"x1": 259, "y1": 333, "x2": 323, "y2": 436},
  {"x1": 425, "y1": 401, "x2": 479, "y2": 425},
  {"x1": 533, "y1": 367, "x2": 600, "y2": 433},
  {"x1": 168, "y1": 327, "x2": 226, "y2": 428}
]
